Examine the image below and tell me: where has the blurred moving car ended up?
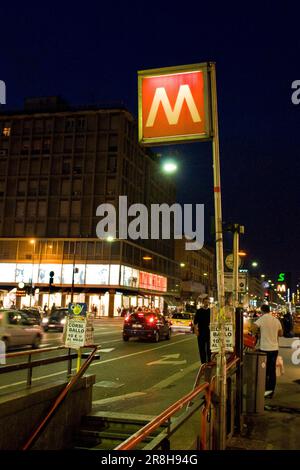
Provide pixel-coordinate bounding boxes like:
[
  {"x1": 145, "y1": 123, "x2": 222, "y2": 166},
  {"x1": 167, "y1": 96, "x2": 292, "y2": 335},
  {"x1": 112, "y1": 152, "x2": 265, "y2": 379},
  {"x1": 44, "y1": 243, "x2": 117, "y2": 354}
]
[
  {"x1": 123, "y1": 311, "x2": 171, "y2": 342},
  {"x1": 42, "y1": 307, "x2": 68, "y2": 332},
  {"x1": 21, "y1": 307, "x2": 42, "y2": 325},
  {"x1": 0, "y1": 309, "x2": 43, "y2": 349},
  {"x1": 169, "y1": 312, "x2": 194, "y2": 333}
]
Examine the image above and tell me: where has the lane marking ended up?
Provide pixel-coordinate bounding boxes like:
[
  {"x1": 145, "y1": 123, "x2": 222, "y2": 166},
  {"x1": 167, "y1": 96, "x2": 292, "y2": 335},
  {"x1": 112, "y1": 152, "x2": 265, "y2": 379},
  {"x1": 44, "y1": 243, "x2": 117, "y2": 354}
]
[
  {"x1": 0, "y1": 336, "x2": 194, "y2": 390},
  {"x1": 89, "y1": 336, "x2": 193, "y2": 368},
  {"x1": 147, "y1": 353, "x2": 187, "y2": 366},
  {"x1": 93, "y1": 392, "x2": 146, "y2": 405}
]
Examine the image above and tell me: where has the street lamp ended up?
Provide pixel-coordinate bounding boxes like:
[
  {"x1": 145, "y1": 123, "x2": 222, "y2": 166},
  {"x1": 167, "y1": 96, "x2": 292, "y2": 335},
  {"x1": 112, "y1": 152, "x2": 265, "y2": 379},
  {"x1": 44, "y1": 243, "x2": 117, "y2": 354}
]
[
  {"x1": 161, "y1": 159, "x2": 178, "y2": 174},
  {"x1": 251, "y1": 261, "x2": 258, "y2": 268}
]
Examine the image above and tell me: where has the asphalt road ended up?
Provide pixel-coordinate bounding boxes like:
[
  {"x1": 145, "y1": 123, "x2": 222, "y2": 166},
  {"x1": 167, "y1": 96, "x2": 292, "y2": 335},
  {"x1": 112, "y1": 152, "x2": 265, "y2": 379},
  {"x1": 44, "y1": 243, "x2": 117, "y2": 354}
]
[{"x1": 0, "y1": 319, "x2": 202, "y2": 417}]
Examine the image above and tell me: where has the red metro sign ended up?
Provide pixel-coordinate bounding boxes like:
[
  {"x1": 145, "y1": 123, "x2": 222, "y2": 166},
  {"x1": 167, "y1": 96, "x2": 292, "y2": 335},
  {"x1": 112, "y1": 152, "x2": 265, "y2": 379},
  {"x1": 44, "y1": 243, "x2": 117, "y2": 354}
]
[{"x1": 138, "y1": 63, "x2": 212, "y2": 145}]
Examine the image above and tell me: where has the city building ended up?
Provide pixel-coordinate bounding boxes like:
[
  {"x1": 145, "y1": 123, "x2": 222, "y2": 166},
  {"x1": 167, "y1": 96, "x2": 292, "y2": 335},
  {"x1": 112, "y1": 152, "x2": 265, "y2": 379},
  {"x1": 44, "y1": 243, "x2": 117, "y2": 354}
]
[
  {"x1": 0, "y1": 97, "x2": 180, "y2": 315},
  {"x1": 175, "y1": 240, "x2": 216, "y2": 304}
]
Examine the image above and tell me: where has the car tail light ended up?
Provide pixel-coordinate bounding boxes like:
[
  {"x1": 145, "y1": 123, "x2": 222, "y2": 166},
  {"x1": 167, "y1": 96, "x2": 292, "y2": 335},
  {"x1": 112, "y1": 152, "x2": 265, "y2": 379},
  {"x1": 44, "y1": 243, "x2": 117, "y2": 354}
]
[
  {"x1": 189, "y1": 322, "x2": 193, "y2": 326},
  {"x1": 124, "y1": 314, "x2": 130, "y2": 322},
  {"x1": 137, "y1": 313, "x2": 144, "y2": 318},
  {"x1": 147, "y1": 316, "x2": 156, "y2": 324}
]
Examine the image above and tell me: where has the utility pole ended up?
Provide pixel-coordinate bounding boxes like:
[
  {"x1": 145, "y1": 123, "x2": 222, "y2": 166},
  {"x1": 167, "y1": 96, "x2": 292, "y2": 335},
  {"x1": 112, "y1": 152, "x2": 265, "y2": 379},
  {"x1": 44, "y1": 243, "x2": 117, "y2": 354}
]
[
  {"x1": 71, "y1": 241, "x2": 78, "y2": 304},
  {"x1": 228, "y1": 223, "x2": 245, "y2": 434},
  {"x1": 210, "y1": 62, "x2": 226, "y2": 450}
]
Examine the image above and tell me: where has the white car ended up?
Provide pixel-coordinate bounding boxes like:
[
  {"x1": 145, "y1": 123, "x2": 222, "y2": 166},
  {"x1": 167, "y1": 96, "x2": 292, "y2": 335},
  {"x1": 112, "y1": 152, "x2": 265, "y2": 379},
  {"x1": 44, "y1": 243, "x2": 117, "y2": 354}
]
[{"x1": 0, "y1": 309, "x2": 43, "y2": 350}]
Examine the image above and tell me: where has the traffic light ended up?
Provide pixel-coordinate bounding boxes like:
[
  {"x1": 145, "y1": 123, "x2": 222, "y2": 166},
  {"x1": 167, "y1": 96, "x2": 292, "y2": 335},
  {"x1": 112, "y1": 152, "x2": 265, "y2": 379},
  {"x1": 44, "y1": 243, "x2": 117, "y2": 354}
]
[
  {"x1": 49, "y1": 271, "x2": 55, "y2": 292},
  {"x1": 49, "y1": 271, "x2": 54, "y2": 285}
]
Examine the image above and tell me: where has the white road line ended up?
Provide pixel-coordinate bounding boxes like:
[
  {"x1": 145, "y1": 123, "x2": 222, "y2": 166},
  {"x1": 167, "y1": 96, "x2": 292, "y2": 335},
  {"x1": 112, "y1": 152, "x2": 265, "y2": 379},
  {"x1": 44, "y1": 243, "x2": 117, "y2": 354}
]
[
  {"x1": 89, "y1": 336, "x2": 193, "y2": 367},
  {"x1": 0, "y1": 336, "x2": 193, "y2": 390},
  {"x1": 93, "y1": 392, "x2": 146, "y2": 405}
]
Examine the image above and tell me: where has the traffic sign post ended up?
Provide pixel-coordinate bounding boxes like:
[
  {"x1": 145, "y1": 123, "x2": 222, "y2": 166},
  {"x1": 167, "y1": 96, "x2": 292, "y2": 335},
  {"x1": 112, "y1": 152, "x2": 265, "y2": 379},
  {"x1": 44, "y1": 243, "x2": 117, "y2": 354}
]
[
  {"x1": 138, "y1": 62, "x2": 227, "y2": 449},
  {"x1": 63, "y1": 303, "x2": 94, "y2": 372}
]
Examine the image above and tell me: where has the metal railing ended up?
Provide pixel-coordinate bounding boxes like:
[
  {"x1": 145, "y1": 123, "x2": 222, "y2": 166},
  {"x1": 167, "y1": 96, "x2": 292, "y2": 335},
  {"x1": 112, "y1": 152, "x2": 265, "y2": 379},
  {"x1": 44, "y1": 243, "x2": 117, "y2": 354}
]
[
  {"x1": 0, "y1": 346, "x2": 78, "y2": 387},
  {"x1": 22, "y1": 344, "x2": 99, "y2": 450},
  {"x1": 114, "y1": 355, "x2": 240, "y2": 451}
]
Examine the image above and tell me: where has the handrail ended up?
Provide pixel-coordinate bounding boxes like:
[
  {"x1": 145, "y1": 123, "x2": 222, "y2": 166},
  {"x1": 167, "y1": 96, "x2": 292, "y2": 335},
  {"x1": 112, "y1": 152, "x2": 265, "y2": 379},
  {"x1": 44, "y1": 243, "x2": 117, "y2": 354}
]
[
  {"x1": 114, "y1": 381, "x2": 209, "y2": 451},
  {"x1": 5, "y1": 345, "x2": 69, "y2": 359},
  {"x1": 116, "y1": 355, "x2": 240, "y2": 451},
  {"x1": 22, "y1": 344, "x2": 98, "y2": 451}
]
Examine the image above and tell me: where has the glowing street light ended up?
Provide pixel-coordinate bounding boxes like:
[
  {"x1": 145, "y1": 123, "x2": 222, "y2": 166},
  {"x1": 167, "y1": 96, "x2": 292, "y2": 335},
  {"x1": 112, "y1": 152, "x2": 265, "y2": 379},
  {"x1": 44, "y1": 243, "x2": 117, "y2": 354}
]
[
  {"x1": 162, "y1": 160, "x2": 178, "y2": 174},
  {"x1": 251, "y1": 261, "x2": 258, "y2": 268},
  {"x1": 180, "y1": 262, "x2": 186, "y2": 268}
]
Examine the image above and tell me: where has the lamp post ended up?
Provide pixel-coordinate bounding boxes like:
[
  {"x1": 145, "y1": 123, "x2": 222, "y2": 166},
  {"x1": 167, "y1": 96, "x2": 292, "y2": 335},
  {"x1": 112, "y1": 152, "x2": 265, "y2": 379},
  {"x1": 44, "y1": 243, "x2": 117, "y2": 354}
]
[{"x1": 71, "y1": 241, "x2": 78, "y2": 304}]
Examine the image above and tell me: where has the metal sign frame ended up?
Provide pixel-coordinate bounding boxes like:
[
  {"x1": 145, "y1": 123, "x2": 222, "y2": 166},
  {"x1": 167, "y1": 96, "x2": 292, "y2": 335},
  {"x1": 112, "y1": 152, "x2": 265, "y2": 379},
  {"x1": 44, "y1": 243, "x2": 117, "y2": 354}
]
[{"x1": 138, "y1": 63, "x2": 212, "y2": 145}]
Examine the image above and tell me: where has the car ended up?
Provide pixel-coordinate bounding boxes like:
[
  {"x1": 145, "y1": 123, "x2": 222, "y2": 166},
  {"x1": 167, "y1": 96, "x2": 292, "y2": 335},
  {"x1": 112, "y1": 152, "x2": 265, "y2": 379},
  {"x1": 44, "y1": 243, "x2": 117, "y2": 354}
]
[
  {"x1": 21, "y1": 308, "x2": 43, "y2": 325},
  {"x1": 0, "y1": 309, "x2": 43, "y2": 350},
  {"x1": 169, "y1": 312, "x2": 195, "y2": 333},
  {"x1": 123, "y1": 311, "x2": 171, "y2": 342},
  {"x1": 42, "y1": 308, "x2": 68, "y2": 332}
]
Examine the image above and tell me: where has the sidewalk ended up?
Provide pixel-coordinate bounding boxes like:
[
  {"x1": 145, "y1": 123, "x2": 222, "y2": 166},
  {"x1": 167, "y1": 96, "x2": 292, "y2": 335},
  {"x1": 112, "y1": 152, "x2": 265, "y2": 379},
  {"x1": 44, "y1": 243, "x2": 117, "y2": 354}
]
[{"x1": 227, "y1": 337, "x2": 300, "y2": 450}]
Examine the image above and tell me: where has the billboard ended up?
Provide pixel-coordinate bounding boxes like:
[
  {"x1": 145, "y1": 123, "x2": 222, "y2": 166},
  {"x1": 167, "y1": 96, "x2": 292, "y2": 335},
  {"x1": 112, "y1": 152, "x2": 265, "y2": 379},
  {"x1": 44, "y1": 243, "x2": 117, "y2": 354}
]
[{"x1": 138, "y1": 63, "x2": 212, "y2": 145}]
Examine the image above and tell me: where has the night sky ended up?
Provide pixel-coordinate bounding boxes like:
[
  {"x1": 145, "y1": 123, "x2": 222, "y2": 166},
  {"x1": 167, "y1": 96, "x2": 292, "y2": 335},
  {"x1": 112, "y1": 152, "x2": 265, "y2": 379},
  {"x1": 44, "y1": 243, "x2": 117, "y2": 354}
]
[{"x1": 1, "y1": 2, "x2": 300, "y2": 288}]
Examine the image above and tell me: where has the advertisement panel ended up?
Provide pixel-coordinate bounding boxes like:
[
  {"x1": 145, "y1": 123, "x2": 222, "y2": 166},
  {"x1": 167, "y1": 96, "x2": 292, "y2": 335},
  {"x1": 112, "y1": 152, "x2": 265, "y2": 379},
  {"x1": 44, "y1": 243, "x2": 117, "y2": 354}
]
[{"x1": 138, "y1": 63, "x2": 211, "y2": 145}]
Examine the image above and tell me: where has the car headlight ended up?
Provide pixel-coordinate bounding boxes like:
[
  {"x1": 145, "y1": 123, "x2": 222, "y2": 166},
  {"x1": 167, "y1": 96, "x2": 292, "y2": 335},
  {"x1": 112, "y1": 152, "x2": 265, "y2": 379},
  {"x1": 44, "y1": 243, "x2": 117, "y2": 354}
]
[
  {"x1": 42, "y1": 318, "x2": 49, "y2": 324},
  {"x1": 60, "y1": 318, "x2": 66, "y2": 325}
]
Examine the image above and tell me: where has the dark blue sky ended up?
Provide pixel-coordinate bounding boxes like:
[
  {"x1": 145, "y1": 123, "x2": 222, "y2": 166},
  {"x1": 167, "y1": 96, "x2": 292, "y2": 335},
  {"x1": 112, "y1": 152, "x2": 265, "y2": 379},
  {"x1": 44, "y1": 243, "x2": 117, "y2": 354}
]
[{"x1": 1, "y1": 1, "x2": 300, "y2": 286}]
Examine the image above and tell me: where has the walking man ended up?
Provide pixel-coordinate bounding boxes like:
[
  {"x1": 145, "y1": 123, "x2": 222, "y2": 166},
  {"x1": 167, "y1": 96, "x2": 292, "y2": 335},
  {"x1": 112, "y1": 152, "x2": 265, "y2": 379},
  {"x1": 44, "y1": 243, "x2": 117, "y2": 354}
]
[
  {"x1": 194, "y1": 297, "x2": 211, "y2": 363},
  {"x1": 253, "y1": 304, "x2": 283, "y2": 398}
]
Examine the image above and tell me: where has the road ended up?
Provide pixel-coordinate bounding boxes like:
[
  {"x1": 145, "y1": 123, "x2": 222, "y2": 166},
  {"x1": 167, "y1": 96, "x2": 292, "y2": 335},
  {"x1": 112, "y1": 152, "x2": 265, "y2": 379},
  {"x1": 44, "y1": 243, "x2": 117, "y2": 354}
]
[{"x1": 0, "y1": 318, "x2": 202, "y2": 417}]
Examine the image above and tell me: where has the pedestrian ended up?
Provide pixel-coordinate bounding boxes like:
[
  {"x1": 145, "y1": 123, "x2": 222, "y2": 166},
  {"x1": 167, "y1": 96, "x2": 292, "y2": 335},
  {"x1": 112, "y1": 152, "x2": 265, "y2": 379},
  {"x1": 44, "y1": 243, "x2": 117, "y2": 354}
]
[
  {"x1": 43, "y1": 303, "x2": 48, "y2": 316},
  {"x1": 51, "y1": 303, "x2": 56, "y2": 314},
  {"x1": 194, "y1": 297, "x2": 211, "y2": 364},
  {"x1": 252, "y1": 304, "x2": 283, "y2": 398},
  {"x1": 283, "y1": 310, "x2": 293, "y2": 337}
]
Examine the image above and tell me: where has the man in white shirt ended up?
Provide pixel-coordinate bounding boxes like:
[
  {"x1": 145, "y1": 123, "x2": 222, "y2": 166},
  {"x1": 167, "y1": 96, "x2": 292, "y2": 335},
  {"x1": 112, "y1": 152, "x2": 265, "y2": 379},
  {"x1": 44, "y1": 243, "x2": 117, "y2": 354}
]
[{"x1": 252, "y1": 304, "x2": 283, "y2": 397}]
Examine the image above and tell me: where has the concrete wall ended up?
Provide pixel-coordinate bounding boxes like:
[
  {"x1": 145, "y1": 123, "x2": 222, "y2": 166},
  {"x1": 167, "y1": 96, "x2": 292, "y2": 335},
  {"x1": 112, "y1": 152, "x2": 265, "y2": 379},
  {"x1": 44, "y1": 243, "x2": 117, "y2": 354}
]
[{"x1": 0, "y1": 374, "x2": 95, "y2": 450}]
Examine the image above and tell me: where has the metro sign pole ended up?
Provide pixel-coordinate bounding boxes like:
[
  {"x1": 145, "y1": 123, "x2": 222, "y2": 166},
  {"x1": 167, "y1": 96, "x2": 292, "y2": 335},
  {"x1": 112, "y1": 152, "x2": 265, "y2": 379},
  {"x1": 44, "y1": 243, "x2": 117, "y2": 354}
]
[
  {"x1": 138, "y1": 62, "x2": 226, "y2": 449},
  {"x1": 209, "y1": 63, "x2": 226, "y2": 450}
]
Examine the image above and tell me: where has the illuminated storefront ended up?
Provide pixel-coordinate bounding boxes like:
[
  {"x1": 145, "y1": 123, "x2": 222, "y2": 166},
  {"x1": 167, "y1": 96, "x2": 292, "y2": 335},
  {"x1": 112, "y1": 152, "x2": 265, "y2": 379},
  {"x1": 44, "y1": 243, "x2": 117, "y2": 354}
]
[{"x1": 0, "y1": 262, "x2": 167, "y2": 316}]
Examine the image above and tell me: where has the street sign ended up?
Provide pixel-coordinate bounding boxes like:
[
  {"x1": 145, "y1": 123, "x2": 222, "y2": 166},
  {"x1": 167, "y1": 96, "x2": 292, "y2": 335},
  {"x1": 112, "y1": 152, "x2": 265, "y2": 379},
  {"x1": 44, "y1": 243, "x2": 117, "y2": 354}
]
[
  {"x1": 68, "y1": 302, "x2": 87, "y2": 318},
  {"x1": 64, "y1": 318, "x2": 87, "y2": 349},
  {"x1": 64, "y1": 303, "x2": 94, "y2": 350},
  {"x1": 138, "y1": 63, "x2": 212, "y2": 145},
  {"x1": 225, "y1": 253, "x2": 241, "y2": 271},
  {"x1": 210, "y1": 323, "x2": 234, "y2": 352},
  {"x1": 224, "y1": 272, "x2": 247, "y2": 293}
]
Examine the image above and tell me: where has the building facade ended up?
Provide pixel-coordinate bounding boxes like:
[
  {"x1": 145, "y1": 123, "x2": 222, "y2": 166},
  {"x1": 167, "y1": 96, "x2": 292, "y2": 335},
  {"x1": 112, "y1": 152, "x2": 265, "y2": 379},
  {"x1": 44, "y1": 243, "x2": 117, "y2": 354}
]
[
  {"x1": 0, "y1": 97, "x2": 180, "y2": 315},
  {"x1": 175, "y1": 240, "x2": 216, "y2": 304}
]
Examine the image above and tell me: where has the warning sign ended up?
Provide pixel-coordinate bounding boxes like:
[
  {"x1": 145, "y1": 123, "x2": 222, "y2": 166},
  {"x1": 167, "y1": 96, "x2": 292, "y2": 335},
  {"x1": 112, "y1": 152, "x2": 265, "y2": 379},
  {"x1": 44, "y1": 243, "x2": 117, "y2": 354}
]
[
  {"x1": 64, "y1": 318, "x2": 87, "y2": 349},
  {"x1": 63, "y1": 312, "x2": 94, "y2": 350},
  {"x1": 210, "y1": 323, "x2": 234, "y2": 352}
]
